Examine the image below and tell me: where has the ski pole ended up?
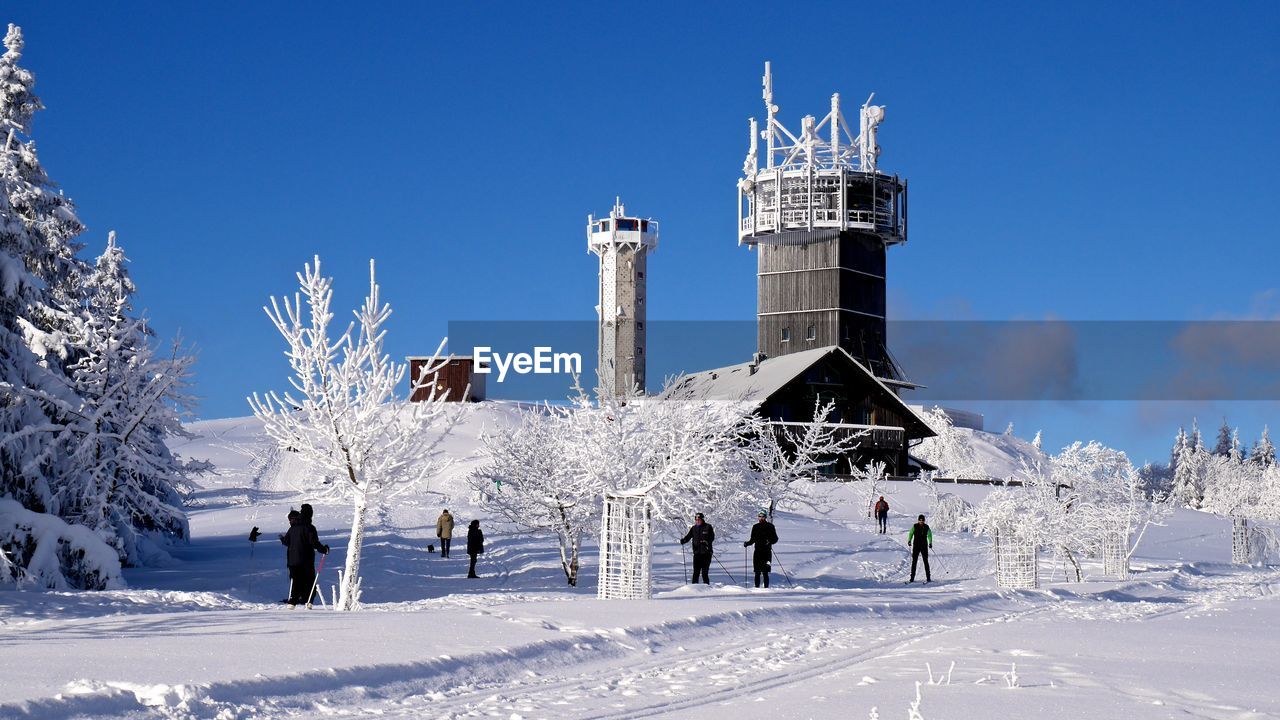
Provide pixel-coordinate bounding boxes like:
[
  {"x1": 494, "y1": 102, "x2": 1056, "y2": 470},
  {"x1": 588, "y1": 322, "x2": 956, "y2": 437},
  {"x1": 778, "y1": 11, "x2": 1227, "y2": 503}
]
[
  {"x1": 681, "y1": 542, "x2": 689, "y2": 584},
  {"x1": 771, "y1": 548, "x2": 795, "y2": 588},
  {"x1": 744, "y1": 546, "x2": 749, "y2": 588},
  {"x1": 247, "y1": 526, "x2": 261, "y2": 597},
  {"x1": 307, "y1": 552, "x2": 327, "y2": 609},
  {"x1": 713, "y1": 553, "x2": 737, "y2": 584}
]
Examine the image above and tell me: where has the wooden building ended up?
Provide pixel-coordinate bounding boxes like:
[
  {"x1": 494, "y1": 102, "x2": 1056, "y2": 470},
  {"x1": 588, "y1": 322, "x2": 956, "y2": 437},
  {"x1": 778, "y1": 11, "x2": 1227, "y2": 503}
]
[
  {"x1": 407, "y1": 356, "x2": 486, "y2": 403},
  {"x1": 665, "y1": 346, "x2": 934, "y2": 475}
]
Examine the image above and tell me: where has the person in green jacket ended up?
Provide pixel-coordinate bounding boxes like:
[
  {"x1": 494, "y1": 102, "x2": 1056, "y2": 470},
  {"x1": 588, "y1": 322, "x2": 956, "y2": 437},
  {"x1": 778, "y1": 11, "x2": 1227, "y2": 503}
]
[{"x1": 906, "y1": 514, "x2": 932, "y2": 583}]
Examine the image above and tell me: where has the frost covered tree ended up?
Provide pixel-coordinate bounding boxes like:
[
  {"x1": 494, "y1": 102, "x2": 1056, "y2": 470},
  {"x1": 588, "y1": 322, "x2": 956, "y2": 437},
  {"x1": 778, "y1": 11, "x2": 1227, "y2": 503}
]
[
  {"x1": 474, "y1": 379, "x2": 859, "y2": 585},
  {"x1": 914, "y1": 471, "x2": 972, "y2": 532},
  {"x1": 1213, "y1": 418, "x2": 1233, "y2": 457},
  {"x1": 1047, "y1": 442, "x2": 1170, "y2": 581},
  {"x1": 472, "y1": 397, "x2": 595, "y2": 586},
  {"x1": 0, "y1": 23, "x2": 89, "y2": 515},
  {"x1": 0, "y1": 27, "x2": 201, "y2": 588},
  {"x1": 973, "y1": 442, "x2": 1169, "y2": 582},
  {"x1": 1004, "y1": 422, "x2": 1015, "y2": 436},
  {"x1": 1168, "y1": 426, "x2": 1187, "y2": 476},
  {"x1": 913, "y1": 406, "x2": 983, "y2": 479},
  {"x1": 54, "y1": 233, "x2": 201, "y2": 564},
  {"x1": 1171, "y1": 430, "x2": 1209, "y2": 508},
  {"x1": 742, "y1": 399, "x2": 867, "y2": 518},
  {"x1": 1031, "y1": 430, "x2": 1042, "y2": 451},
  {"x1": 250, "y1": 257, "x2": 463, "y2": 610},
  {"x1": 1201, "y1": 453, "x2": 1260, "y2": 519},
  {"x1": 1250, "y1": 426, "x2": 1275, "y2": 468}
]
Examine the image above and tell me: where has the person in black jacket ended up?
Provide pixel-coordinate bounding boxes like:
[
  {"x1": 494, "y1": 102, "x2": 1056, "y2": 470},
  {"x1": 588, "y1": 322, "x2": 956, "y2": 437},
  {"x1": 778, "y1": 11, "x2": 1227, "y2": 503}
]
[
  {"x1": 280, "y1": 505, "x2": 329, "y2": 605},
  {"x1": 679, "y1": 513, "x2": 715, "y2": 584},
  {"x1": 743, "y1": 510, "x2": 779, "y2": 588},
  {"x1": 466, "y1": 519, "x2": 484, "y2": 579}
]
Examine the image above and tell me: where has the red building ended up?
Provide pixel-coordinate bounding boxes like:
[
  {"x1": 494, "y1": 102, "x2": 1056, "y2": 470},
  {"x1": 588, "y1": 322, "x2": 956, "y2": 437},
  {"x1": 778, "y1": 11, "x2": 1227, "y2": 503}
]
[{"x1": 407, "y1": 356, "x2": 486, "y2": 403}]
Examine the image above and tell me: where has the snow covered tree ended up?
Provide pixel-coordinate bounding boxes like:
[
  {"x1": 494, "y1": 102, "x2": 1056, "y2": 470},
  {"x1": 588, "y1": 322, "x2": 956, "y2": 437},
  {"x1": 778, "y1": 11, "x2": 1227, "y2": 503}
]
[
  {"x1": 1201, "y1": 453, "x2": 1261, "y2": 520},
  {"x1": 913, "y1": 406, "x2": 983, "y2": 479},
  {"x1": 1171, "y1": 430, "x2": 1209, "y2": 508},
  {"x1": 914, "y1": 471, "x2": 973, "y2": 532},
  {"x1": 847, "y1": 460, "x2": 887, "y2": 519},
  {"x1": 1004, "y1": 422, "x2": 1015, "y2": 436},
  {"x1": 0, "y1": 26, "x2": 199, "y2": 587},
  {"x1": 250, "y1": 257, "x2": 464, "y2": 610},
  {"x1": 474, "y1": 379, "x2": 860, "y2": 586},
  {"x1": 1031, "y1": 430, "x2": 1042, "y2": 451},
  {"x1": 54, "y1": 233, "x2": 201, "y2": 565},
  {"x1": 741, "y1": 399, "x2": 867, "y2": 518},
  {"x1": 1168, "y1": 427, "x2": 1187, "y2": 477},
  {"x1": 974, "y1": 442, "x2": 1169, "y2": 582},
  {"x1": 1213, "y1": 418, "x2": 1233, "y2": 456},
  {"x1": 0, "y1": 24, "x2": 89, "y2": 516},
  {"x1": 1047, "y1": 442, "x2": 1170, "y2": 581},
  {"x1": 473, "y1": 398, "x2": 595, "y2": 586},
  {"x1": 1250, "y1": 426, "x2": 1275, "y2": 468},
  {"x1": 1189, "y1": 419, "x2": 1203, "y2": 457}
]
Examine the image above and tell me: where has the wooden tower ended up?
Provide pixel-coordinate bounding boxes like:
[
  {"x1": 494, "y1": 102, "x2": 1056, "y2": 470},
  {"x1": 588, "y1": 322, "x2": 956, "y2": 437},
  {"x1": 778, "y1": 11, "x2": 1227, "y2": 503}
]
[{"x1": 738, "y1": 63, "x2": 909, "y2": 384}]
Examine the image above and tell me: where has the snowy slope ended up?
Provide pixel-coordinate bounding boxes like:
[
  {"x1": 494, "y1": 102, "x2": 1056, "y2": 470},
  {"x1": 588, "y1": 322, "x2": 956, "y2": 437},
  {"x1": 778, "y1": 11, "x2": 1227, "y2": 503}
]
[
  {"x1": 959, "y1": 428, "x2": 1046, "y2": 480},
  {"x1": 1, "y1": 406, "x2": 1278, "y2": 719}
]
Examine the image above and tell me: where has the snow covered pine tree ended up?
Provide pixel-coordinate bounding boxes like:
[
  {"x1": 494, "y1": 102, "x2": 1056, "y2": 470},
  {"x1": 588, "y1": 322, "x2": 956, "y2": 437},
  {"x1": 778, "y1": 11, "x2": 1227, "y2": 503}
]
[{"x1": 1, "y1": 25, "x2": 200, "y2": 587}]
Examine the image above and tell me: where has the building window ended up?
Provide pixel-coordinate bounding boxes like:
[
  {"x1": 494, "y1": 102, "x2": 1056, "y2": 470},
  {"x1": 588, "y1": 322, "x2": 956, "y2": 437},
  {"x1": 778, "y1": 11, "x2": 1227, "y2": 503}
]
[
  {"x1": 781, "y1": 327, "x2": 791, "y2": 343},
  {"x1": 636, "y1": 346, "x2": 644, "y2": 356},
  {"x1": 806, "y1": 325, "x2": 816, "y2": 341},
  {"x1": 636, "y1": 321, "x2": 643, "y2": 332},
  {"x1": 637, "y1": 270, "x2": 644, "y2": 279}
]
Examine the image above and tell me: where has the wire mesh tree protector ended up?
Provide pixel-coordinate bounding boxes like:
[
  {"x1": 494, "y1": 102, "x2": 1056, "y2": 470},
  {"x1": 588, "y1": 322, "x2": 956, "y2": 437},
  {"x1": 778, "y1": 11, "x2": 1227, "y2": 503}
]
[
  {"x1": 1102, "y1": 532, "x2": 1130, "y2": 580},
  {"x1": 1232, "y1": 518, "x2": 1251, "y2": 565},
  {"x1": 994, "y1": 528, "x2": 1038, "y2": 589},
  {"x1": 598, "y1": 492, "x2": 653, "y2": 600}
]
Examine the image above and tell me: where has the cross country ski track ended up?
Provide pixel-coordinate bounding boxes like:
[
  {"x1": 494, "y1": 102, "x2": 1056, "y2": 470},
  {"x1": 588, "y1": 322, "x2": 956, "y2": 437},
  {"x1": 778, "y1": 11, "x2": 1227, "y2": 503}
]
[{"x1": 18, "y1": 561, "x2": 1275, "y2": 720}]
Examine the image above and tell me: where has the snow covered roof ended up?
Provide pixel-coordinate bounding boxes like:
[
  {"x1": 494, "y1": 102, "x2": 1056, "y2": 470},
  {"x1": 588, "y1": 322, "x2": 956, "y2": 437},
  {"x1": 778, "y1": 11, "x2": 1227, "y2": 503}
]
[
  {"x1": 664, "y1": 346, "x2": 835, "y2": 405},
  {"x1": 664, "y1": 345, "x2": 934, "y2": 436}
]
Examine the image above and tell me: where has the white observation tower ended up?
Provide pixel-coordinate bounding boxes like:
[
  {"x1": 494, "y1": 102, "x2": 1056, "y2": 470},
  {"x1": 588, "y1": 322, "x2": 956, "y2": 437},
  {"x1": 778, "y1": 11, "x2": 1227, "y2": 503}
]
[{"x1": 588, "y1": 199, "x2": 659, "y2": 396}]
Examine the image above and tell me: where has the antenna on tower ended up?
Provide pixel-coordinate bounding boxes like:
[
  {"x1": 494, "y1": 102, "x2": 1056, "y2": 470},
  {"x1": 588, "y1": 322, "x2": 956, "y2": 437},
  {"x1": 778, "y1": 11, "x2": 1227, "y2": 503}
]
[{"x1": 763, "y1": 62, "x2": 777, "y2": 169}]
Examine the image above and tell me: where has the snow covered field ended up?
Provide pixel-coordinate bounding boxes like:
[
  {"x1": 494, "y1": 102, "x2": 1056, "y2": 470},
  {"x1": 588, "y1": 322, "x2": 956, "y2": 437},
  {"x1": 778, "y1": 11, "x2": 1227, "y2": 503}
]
[{"x1": 2, "y1": 410, "x2": 1278, "y2": 719}]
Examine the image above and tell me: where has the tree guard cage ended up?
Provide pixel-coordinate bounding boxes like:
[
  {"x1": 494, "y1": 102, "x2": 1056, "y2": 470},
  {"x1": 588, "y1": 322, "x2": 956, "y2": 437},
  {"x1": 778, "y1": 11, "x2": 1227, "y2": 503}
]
[
  {"x1": 1232, "y1": 518, "x2": 1251, "y2": 565},
  {"x1": 1102, "y1": 532, "x2": 1130, "y2": 580},
  {"x1": 993, "y1": 528, "x2": 1038, "y2": 589},
  {"x1": 598, "y1": 490, "x2": 653, "y2": 600}
]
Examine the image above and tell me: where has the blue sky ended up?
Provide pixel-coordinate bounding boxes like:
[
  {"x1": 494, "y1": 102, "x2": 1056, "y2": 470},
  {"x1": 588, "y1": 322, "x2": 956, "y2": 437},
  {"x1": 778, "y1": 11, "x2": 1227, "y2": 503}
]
[{"x1": 7, "y1": 2, "x2": 1278, "y2": 464}]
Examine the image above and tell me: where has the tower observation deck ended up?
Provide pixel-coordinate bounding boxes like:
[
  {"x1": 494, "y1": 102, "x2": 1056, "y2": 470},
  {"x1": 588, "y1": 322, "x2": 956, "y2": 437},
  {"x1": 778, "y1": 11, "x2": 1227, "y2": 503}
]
[
  {"x1": 739, "y1": 62, "x2": 909, "y2": 384},
  {"x1": 588, "y1": 199, "x2": 658, "y2": 396}
]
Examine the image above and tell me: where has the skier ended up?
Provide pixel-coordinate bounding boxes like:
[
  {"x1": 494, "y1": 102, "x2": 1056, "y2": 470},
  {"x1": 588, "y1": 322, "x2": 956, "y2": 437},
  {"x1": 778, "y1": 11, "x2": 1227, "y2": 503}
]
[
  {"x1": 436, "y1": 508, "x2": 454, "y2": 558},
  {"x1": 743, "y1": 510, "x2": 779, "y2": 588},
  {"x1": 906, "y1": 514, "x2": 932, "y2": 583},
  {"x1": 874, "y1": 496, "x2": 889, "y2": 534},
  {"x1": 466, "y1": 519, "x2": 484, "y2": 579},
  {"x1": 679, "y1": 512, "x2": 715, "y2": 584},
  {"x1": 280, "y1": 506, "x2": 329, "y2": 605}
]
